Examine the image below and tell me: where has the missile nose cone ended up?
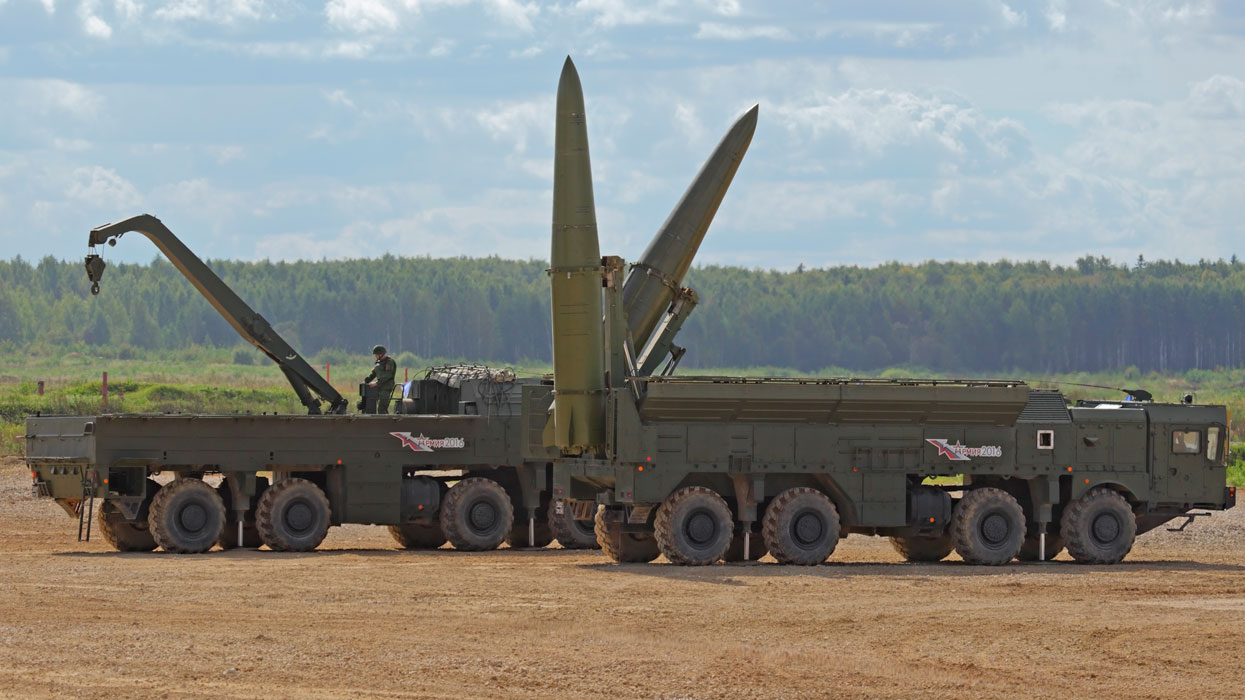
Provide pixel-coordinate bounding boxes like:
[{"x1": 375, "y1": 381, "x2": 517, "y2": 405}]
[
  {"x1": 742, "y1": 103, "x2": 759, "y2": 131},
  {"x1": 558, "y1": 57, "x2": 583, "y2": 109}
]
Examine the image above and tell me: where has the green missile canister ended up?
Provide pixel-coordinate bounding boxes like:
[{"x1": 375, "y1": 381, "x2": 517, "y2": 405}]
[
  {"x1": 549, "y1": 57, "x2": 606, "y2": 453},
  {"x1": 622, "y1": 104, "x2": 758, "y2": 352}
]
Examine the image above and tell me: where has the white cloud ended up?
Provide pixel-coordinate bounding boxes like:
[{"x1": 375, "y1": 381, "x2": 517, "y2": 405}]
[
  {"x1": 429, "y1": 37, "x2": 455, "y2": 56},
  {"x1": 483, "y1": 0, "x2": 537, "y2": 32},
  {"x1": 1045, "y1": 0, "x2": 1067, "y2": 31},
  {"x1": 812, "y1": 21, "x2": 938, "y2": 47},
  {"x1": 67, "y1": 166, "x2": 142, "y2": 209},
  {"x1": 325, "y1": 0, "x2": 402, "y2": 33},
  {"x1": 79, "y1": 0, "x2": 113, "y2": 39},
  {"x1": 153, "y1": 0, "x2": 271, "y2": 25},
  {"x1": 325, "y1": 89, "x2": 355, "y2": 109},
  {"x1": 474, "y1": 97, "x2": 552, "y2": 157},
  {"x1": 999, "y1": 2, "x2": 1025, "y2": 28},
  {"x1": 324, "y1": 40, "x2": 375, "y2": 58},
  {"x1": 694, "y1": 22, "x2": 793, "y2": 41},
  {"x1": 672, "y1": 102, "x2": 701, "y2": 143},
  {"x1": 39, "y1": 0, "x2": 55, "y2": 13},
  {"x1": 570, "y1": 0, "x2": 677, "y2": 29},
  {"x1": 1188, "y1": 74, "x2": 1245, "y2": 119},
  {"x1": 14, "y1": 78, "x2": 103, "y2": 118},
  {"x1": 113, "y1": 0, "x2": 142, "y2": 21},
  {"x1": 253, "y1": 187, "x2": 550, "y2": 261},
  {"x1": 210, "y1": 145, "x2": 246, "y2": 164},
  {"x1": 509, "y1": 43, "x2": 545, "y2": 58},
  {"x1": 773, "y1": 88, "x2": 1029, "y2": 168},
  {"x1": 52, "y1": 137, "x2": 92, "y2": 151}
]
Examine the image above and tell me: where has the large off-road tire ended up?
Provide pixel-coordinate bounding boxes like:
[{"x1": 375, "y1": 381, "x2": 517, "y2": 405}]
[
  {"x1": 654, "y1": 486, "x2": 734, "y2": 566},
  {"x1": 950, "y1": 487, "x2": 1025, "y2": 565},
  {"x1": 506, "y1": 518, "x2": 553, "y2": 548},
  {"x1": 388, "y1": 522, "x2": 448, "y2": 549},
  {"x1": 890, "y1": 533, "x2": 955, "y2": 562},
  {"x1": 1016, "y1": 531, "x2": 1065, "y2": 562},
  {"x1": 722, "y1": 525, "x2": 768, "y2": 562},
  {"x1": 762, "y1": 487, "x2": 841, "y2": 565},
  {"x1": 97, "y1": 501, "x2": 157, "y2": 552},
  {"x1": 548, "y1": 499, "x2": 600, "y2": 549},
  {"x1": 148, "y1": 478, "x2": 226, "y2": 554},
  {"x1": 439, "y1": 478, "x2": 514, "y2": 551},
  {"x1": 1060, "y1": 487, "x2": 1136, "y2": 565},
  {"x1": 256, "y1": 478, "x2": 332, "y2": 552},
  {"x1": 216, "y1": 476, "x2": 267, "y2": 550},
  {"x1": 594, "y1": 507, "x2": 661, "y2": 563}
]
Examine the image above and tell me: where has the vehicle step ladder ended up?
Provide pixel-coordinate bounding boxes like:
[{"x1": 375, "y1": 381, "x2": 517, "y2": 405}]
[{"x1": 77, "y1": 477, "x2": 95, "y2": 542}]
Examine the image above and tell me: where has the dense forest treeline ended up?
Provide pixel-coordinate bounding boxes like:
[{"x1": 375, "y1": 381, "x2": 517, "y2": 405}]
[{"x1": 1, "y1": 253, "x2": 1243, "y2": 374}]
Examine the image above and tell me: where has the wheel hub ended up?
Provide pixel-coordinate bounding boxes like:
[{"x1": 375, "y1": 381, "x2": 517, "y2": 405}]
[
  {"x1": 469, "y1": 501, "x2": 498, "y2": 532},
  {"x1": 178, "y1": 503, "x2": 207, "y2": 532},
  {"x1": 684, "y1": 509, "x2": 716, "y2": 545},
  {"x1": 285, "y1": 500, "x2": 313, "y2": 533},
  {"x1": 1092, "y1": 512, "x2": 1120, "y2": 544},
  {"x1": 980, "y1": 512, "x2": 1010, "y2": 545},
  {"x1": 792, "y1": 511, "x2": 824, "y2": 546}
]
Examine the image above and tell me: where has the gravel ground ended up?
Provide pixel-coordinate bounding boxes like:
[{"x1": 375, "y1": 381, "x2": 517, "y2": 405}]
[{"x1": 1, "y1": 456, "x2": 1242, "y2": 699}]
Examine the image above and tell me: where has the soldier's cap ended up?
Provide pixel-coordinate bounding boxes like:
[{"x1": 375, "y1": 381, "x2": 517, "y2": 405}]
[{"x1": 372, "y1": 345, "x2": 387, "y2": 356}]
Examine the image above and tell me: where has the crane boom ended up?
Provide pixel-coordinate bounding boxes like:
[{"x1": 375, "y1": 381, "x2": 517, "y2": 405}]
[{"x1": 83, "y1": 214, "x2": 349, "y2": 415}]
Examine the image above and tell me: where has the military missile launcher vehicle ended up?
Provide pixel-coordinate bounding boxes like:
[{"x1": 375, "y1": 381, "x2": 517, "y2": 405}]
[
  {"x1": 24, "y1": 61, "x2": 759, "y2": 555},
  {"x1": 543, "y1": 57, "x2": 1237, "y2": 566}
]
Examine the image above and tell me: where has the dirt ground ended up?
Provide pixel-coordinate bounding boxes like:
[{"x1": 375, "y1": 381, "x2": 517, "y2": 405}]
[{"x1": 1, "y1": 457, "x2": 1243, "y2": 700}]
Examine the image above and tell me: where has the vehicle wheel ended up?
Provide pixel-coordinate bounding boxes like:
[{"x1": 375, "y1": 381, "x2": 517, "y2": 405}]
[
  {"x1": 1016, "y1": 531, "x2": 1065, "y2": 562},
  {"x1": 654, "y1": 487, "x2": 733, "y2": 566},
  {"x1": 388, "y1": 522, "x2": 448, "y2": 549},
  {"x1": 506, "y1": 518, "x2": 553, "y2": 548},
  {"x1": 594, "y1": 507, "x2": 660, "y2": 563},
  {"x1": 890, "y1": 533, "x2": 955, "y2": 562},
  {"x1": 256, "y1": 478, "x2": 332, "y2": 552},
  {"x1": 548, "y1": 499, "x2": 600, "y2": 549},
  {"x1": 148, "y1": 478, "x2": 226, "y2": 554},
  {"x1": 439, "y1": 478, "x2": 513, "y2": 551},
  {"x1": 97, "y1": 501, "x2": 157, "y2": 552},
  {"x1": 722, "y1": 525, "x2": 767, "y2": 562},
  {"x1": 762, "y1": 487, "x2": 841, "y2": 565},
  {"x1": 216, "y1": 476, "x2": 267, "y2": 550},
  {"x1": 1060, "y1": 487, "x2": 1136, "y2": 564},
  {"x1": 950, "y1": 487, "x2": 1025, "y2": 565}
]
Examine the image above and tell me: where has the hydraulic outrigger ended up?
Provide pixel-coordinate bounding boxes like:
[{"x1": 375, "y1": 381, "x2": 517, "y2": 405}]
[{"x1": 84, "y1": 214, "x2": 349, "y2": 415}]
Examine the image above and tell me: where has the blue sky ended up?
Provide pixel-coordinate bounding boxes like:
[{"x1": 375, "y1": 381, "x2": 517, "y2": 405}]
[{"x1": 1, "y1": 0, "x2": 1243, "y2": 269}]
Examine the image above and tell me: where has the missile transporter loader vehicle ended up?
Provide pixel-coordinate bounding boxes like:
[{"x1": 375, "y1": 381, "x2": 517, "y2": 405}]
[
  {"x1": 25, "y1": 58, "x2": 760, "y2": 555},
  {"x1": 542, "y1": 58, "x2": 1237, "y2": 566},
  {"x1": 27, "y1": 215, "x2": 599, "y2": 554}
]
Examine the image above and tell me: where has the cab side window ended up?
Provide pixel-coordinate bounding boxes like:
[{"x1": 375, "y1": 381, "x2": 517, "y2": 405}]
[
  {"x1": 1207, "y1": 427, "x2": 1220, "y2": 461},
  {"x1": 1172, "y1": 430, "x2": 1201, "y2": 455}
]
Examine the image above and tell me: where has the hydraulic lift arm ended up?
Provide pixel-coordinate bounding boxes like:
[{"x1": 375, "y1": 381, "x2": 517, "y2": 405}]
[{"x1": 83, "y1": 214, "x2": 349, "y2": 415}]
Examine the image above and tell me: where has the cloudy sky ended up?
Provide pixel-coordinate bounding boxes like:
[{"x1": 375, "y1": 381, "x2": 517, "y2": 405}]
[{"x1": 1, "y1": 0, "x2": 1243, "y2": 269}]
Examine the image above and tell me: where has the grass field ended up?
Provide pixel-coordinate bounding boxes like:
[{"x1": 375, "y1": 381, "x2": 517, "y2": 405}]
[{"x1": 3, "y1": 343, "x2": 1244, "y2": 484}]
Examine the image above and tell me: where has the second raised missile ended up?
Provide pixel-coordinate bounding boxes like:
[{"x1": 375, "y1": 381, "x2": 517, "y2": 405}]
[{"x1": 623, "y1": 104, "x2": 759, "y2": 353}]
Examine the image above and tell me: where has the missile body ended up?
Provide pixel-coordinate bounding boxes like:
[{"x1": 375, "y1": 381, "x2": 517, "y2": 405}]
[
  {"x1": 549, "y1": 57, "x2": 606, "y2": 453},
  {"x1": 623, "y1": 104, "x2": 758, "y2": 353}
]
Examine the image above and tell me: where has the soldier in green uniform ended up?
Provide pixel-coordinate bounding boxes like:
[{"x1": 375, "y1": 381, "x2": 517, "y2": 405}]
[{"x1": 364, "y1": 345, "x2": 397, "y2": 414}]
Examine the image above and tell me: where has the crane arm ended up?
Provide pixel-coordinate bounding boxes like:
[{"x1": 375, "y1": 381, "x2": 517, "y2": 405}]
[{"x1": 84, "y1": 214, "x2": 349, "y2": 415}]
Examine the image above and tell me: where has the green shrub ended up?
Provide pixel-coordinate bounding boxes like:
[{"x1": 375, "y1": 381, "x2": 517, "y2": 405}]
[{"x1": 232, "y1": 348, "x2": 256, "y2": 365}]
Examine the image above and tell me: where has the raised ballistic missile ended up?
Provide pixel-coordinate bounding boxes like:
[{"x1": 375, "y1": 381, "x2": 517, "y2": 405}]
[
  {"x1": 549, "y1": 56, "x2": 606, "y2": 453},
  {"x1": 623, "y1": 103, "x2": 758, "y2": 353}
]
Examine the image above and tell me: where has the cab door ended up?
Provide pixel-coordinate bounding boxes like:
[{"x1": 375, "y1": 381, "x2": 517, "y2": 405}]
[{"x1": 1155, "y1": 425, "x2": 1209, "y2": 502}]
